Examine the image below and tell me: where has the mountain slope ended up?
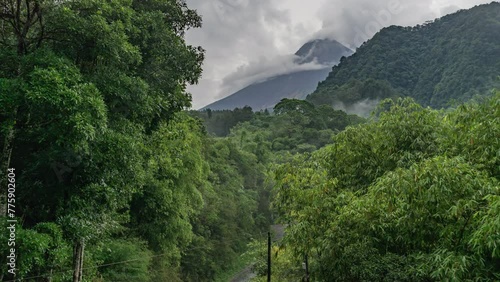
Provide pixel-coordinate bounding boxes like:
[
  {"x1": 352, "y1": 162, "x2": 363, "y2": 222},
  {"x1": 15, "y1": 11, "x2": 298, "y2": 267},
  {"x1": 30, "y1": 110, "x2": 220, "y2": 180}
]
[
  {"x1": 308, "y1": 2, "x2": 500, "y2": 110},
  {"x1": 202, "y1": 39, "x2": 353, "y2": 111},
  {"x1": 294, "y1": 38, "x2": 353, "y2": 64},
  {"x1": 202, "y1": 69, "x2": 331, "y2": 111}
]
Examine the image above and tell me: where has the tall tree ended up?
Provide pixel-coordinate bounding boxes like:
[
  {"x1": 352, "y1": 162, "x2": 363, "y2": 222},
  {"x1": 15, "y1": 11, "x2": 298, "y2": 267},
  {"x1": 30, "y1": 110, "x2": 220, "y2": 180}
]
[{"x1": 1, "y1": 0, "x2": 204, "y2": 280}]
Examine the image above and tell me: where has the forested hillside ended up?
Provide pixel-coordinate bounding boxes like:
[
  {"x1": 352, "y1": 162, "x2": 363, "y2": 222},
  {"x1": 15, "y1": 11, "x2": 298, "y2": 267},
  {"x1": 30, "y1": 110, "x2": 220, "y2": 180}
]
[
  {"x1": 308, "y1": 2, "x2": 500, "y2": 110},
  {"x1": 193, "y1": 99, "x2": 364, "y2": 141}
]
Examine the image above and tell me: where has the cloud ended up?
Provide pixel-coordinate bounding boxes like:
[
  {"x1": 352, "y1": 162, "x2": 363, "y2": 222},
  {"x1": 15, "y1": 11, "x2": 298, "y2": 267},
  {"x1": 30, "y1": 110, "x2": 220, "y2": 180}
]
[
  {"x1": 439, "y1": 5, "x2": 462, "y2": 15},
  {"x1": 333, "y1": 98, "x2": 382, "y2": 118},
  {"x1": 313, "y1": 0, "x2": 495, "y2": 48},
  {"x1": 185, "y1": 0, "x2": 300, "y2": 108},
  {"x1": 313, "y1": 0, "x2": 439, "y2": 48},
  {"x1": 220, "y1": 54, "x2": 329, "y2": 98},
  {"x1": 185, "y1": 0, "x2": 495, "y2": 109}
]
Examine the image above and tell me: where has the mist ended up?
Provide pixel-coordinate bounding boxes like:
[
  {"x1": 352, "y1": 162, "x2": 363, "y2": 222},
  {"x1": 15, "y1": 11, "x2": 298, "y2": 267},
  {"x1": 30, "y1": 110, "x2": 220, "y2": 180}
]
[{"x1": 333, "y1": 98, "x2": 382, "y2": 118}]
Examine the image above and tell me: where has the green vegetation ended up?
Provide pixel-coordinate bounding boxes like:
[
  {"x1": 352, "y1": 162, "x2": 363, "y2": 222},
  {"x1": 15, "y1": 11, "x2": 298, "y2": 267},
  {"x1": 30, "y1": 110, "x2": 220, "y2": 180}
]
[
  {"x1": 269, "y1": 94, "x2": 500, "y2": 281},
  {"x1": 309, "y1": 2, "x2": 500, "y2": 109},
  {"x1": 190, "y1": 106, "x2": 254, "y2": 136},
  {"x1": 0, "y1": 1, "x2": 498, "y2": 282},
  {"x1": 0, "y1": 1, "x2": 268, "y2": 281},
  {"x1": 196, "y1": 99, "x2": 364, "y2": 155}
]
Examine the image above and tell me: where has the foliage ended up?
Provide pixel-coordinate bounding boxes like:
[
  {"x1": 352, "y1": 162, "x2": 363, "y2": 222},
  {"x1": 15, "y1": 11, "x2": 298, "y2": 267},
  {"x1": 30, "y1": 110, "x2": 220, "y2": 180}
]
[
  {"x1": 194, "y1": 99, "x2": 365, "y2": 160},
  {"x1": 271, "y1": 95, "x2": 500, "y2": 281},
  {"x1": 0, "y1": 222, "x2": 72, "y2": 280},
  {"x1": 245, "y1": 239, "x2": 305, "y2": 282},
  {"x1": 180, "y1": 137, "x2": 268, "y2": 281},
  {"x1": 191, "y1": 106, "x2": 254, "y2": 136},
  {"x1": 92, "y1": 238, "x2": 153, "y2": 282},
  {"x1": 0, "y1": 0, "x2": 267, "y2": 281}
]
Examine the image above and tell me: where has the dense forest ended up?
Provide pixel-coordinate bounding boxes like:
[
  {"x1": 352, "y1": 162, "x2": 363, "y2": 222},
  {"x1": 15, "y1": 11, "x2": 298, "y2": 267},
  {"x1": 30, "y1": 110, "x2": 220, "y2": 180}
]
[
  {"x1": 0, "y1": 1, "x2": 499, "y2": 282},
  {"x1": 261, "y1": 94, "x2": 500, "y2": 281},
  {"x1": 308, "y1": 2, "x2": 500, "y2": 110},
  {"x1": 192, "y1": 90, "x2": 499, "y2": 282},
  {"x1": 0, "y1": 0, "x2": 272, "y2": 281}
]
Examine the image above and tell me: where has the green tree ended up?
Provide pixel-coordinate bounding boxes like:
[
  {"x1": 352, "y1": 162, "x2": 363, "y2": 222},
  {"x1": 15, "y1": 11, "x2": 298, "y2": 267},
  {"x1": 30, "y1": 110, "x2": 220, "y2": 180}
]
[
  {"x1": 271, "y1": 95, "x2": 500, "y2": 281},
  {"x1": 0, "y1": 0, "x2": 205, "y2": 280}
]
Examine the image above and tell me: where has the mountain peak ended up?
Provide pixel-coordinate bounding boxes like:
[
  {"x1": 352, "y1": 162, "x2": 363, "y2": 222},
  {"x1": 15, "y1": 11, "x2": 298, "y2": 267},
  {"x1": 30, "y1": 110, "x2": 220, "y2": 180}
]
[
  {"x1": 295, "y1": 38, "x2": 353, "y2": 65},
  {"x1": 202, "y1": 38, "x2": 353, "y2": 111}
]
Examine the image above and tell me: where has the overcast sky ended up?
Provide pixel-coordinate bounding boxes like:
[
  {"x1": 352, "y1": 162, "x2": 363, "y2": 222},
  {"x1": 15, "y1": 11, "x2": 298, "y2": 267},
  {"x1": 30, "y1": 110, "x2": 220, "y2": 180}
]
[{"x1": 185, "y1": 0, "x2": 494, "y2": 109}]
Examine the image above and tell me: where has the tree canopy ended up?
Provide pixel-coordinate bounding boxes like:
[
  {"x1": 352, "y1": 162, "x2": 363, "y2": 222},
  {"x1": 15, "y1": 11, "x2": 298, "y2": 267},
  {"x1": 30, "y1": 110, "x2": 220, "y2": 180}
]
[{"x1": 270, "y1": 94, "x2": 500, "y2": 281}]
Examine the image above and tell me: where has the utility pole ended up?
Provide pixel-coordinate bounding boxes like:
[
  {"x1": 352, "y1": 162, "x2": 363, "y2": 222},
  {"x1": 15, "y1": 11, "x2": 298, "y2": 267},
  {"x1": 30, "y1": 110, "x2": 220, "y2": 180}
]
[{"x1": 267, "y1": 231, "x2": 271, "y2": 282}]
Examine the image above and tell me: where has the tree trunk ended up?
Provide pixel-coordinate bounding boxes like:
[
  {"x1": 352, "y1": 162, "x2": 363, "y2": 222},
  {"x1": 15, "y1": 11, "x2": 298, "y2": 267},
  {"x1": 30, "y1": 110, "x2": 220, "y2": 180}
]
[
  {"x1": 80, "y1": 241, "x2": 85, "y2": 280},
  {"x1": 73, "y1": 240, "x2": 85, "y2": 282}
]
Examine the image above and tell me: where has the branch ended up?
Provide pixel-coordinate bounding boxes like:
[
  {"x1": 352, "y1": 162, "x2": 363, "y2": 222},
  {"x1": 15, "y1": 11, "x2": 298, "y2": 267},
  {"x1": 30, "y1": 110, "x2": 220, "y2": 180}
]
[
  {"x1": 35, "y1": 1, "x2": 42, "y2": 47},
  {"x1": 0, "y1": 12, "x2": 15, "y2": 19}
]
